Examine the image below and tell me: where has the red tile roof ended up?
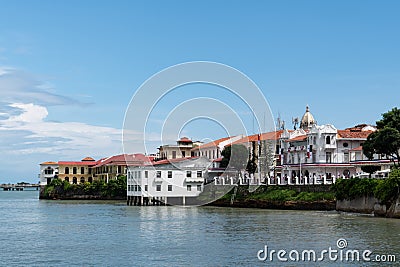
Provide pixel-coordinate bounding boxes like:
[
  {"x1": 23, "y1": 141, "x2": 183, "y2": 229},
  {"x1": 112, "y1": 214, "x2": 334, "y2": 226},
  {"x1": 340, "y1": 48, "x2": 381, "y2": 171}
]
[
  {"x1": 58, "y1": 161, "x2": 98, "y2": 166},
  {"x1": 232, "y1": 130, "x2": 284, "y2": 145},
  {"x1": 178, "y1": 137, "x2": 192, "y2": 143},
  {"x1": 40, "y1": 161, "x2": 58, "y2": 165},
  {"x1": 337, "y1": 130, "x2": 373, "y2": 139},
  {"x1": 287, "y1": 135, "x2": 307, "y2": 142},
  {"x1": 152, "y1": 157, "x2": 199, "y2": 165},
  {"x1": 81, "y1": 157, "x2": 95, "y2": 161},
  {"x1": 350, "y1": 146, "x2": 363, "y2": 151},
  {"x1": 94, "y1": 154, "x2": 152, "y2": 167},
  {"x1": 191, "y1": 137, "x2": 232, "y2": 150}
]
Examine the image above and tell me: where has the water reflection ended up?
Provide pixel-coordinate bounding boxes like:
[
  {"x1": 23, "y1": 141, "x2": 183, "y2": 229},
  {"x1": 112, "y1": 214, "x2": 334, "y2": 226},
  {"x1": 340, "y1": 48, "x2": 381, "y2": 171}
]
[{"x1": 0, "y1": 191, "x2": 399, "y2": 266}]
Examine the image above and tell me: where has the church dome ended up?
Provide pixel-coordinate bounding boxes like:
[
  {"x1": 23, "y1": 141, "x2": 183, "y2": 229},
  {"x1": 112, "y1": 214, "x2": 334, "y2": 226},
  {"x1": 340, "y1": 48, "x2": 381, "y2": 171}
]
[{"x1": 300, "y1": 105, "x2": 316, "y2": 130}]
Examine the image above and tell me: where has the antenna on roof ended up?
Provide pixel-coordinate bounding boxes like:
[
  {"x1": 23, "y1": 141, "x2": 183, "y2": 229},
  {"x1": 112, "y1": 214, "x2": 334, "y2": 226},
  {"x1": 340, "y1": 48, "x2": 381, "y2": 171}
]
[
  {"x1": 292, "y1": 117, "x2": 299, "y2": 130},
  {"x1": 277, "y1": 113, "x2": 285, "y2": 130}
]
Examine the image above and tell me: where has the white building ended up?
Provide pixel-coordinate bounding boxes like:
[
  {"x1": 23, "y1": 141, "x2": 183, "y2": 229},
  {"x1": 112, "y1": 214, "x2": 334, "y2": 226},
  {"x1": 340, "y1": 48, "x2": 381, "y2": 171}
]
[
  {"x1": 127, "y1": 157, "x2": 212, "y2": 206},
  {"x1": 277, "y1": 106, "x2": 390, "y2": 184},
  {"x1": 157, "y1": 137, "x2": 197, "y2": 160},
  {"x1": 39, "y1": 161, "x2": 59, "y2": 185}
]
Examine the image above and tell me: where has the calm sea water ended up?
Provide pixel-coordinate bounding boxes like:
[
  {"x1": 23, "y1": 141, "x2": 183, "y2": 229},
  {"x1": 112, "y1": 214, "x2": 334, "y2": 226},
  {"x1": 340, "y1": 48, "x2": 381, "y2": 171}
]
[{"x1": 0, "y1": 191, "x2": 399, "y2": 266}]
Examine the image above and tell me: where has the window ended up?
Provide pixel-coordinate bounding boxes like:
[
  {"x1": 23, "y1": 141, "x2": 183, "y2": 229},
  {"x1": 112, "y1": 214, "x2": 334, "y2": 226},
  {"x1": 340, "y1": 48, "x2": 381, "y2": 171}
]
[
  {"x1": 156, "y1": 185, "x2": 161, "y2": 191},
  {"x1": 182, "y1": 151, "x2": 186, "y2": 157},
  {"x1": 88, "y1": 168, "x2": 92, "y2": 174},
  {"x1": 118, "y1": 166, "x2": 122, "y2": 173},
  {"x1": 168, "y1": 171, "x2": 172, "y2": 178},
  {"x1": 326, "y1": 152, "x2": 332, "y2": 163},
  {"x1": 197, "y1": 185, "x2": 202, "y2": 191},
  {"x1": 73, "y1": 167, "x2": 77, "y2": 174},
  {"x1": 44, "y1": 167, "x2": 53, "y2": 175},
  {"x1": 326, "y1": 136, "x2": 331, "y2": 145},
  {"x1": 80, "y1": 177, "x2": 85, "y2": 184},
  {"x1": 156, "y1": 171, "x2": 161, "y2": 178},
  {"x1": 145, "y1": 171, "x2": 148, "y2": 178},
  {"x1": 172, "y1": 151, "x2": 177, "y2": 159},
  {"x1": 88, "y1": 177, "x2": 93, "y2": 183},
  {"x1": 197, "y1": 171, "x2": 202, "y2": 178},
  {"x1": 73, "y1": 177, "x2": 77, "y2": 184},
  {"x1": 187, "y1": 185, "x2": 192, "y2": 191},
  {"x1": 81, "y1": 167, "x2": 85, "y2": 174},
  {"x1": 138, "y1": 186, "x2": 141, "y2": 192},
  {"x1": 168, "y1": 185, "x2": 172, "y2": 191},
  {"x1": 145, "y1": 185, "x2": 148, "y2": 191},
  {"x1": 65, "y1": 167, "x2": 69, "y2": 174},
  {"x1": 186, "y1": 171, "x2": 192, "y2": 178},
  {"x1": 65, "y1": 177, "x2": 69, "y2": 182},
  {"x1": 343, "y1": 142, "x2": 349, "y2": 148}
]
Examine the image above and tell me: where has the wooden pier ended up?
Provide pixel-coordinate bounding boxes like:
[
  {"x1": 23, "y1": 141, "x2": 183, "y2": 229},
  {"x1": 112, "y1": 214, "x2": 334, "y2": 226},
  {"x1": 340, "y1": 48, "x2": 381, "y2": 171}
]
[{"x1": 0, "y1": 183, "x2": 40, "y2": 191}]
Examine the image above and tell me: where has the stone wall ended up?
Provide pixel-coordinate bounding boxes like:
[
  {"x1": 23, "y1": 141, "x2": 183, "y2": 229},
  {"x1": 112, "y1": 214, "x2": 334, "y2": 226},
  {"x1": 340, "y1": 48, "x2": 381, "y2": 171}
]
[{"x1": 336, "y1": 196, "x2": 400, "y2": 218}]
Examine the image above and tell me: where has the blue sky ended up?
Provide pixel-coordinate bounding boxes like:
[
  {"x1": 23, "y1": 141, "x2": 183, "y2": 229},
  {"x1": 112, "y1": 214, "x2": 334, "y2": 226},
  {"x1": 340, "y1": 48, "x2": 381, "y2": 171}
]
[{"x1": 0, "y1": 1, "x2": 399, "y2": 183}]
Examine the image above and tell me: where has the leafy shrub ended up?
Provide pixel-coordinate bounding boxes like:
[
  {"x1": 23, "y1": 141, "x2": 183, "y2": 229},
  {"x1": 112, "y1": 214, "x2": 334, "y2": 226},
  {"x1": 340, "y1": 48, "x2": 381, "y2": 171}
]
[
  {"x1": 374, "y1": 168, "x2": 400, "y2": 203},
  {"x1": 295, "y1": 192, "x2": 335, "y2": 201},
  {"x1": 332, "y1": 178, "x2": 378, "y2": 200},
  {"x1": 42, "y1": 176, "x2": 127, "y2": 199}
]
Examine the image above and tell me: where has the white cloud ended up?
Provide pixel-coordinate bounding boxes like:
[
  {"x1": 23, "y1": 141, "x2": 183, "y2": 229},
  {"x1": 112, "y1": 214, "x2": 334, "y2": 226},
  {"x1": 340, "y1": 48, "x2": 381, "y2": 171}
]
[
  {"x1": 0, "y1": 103, "x2": 123, "y2": 157},
  {"x1": 8, "y1": 103, "x2": 48, "y2": 123},
  {"x1": 0, "y1": 67, "x2": 79, "y2": 106}
]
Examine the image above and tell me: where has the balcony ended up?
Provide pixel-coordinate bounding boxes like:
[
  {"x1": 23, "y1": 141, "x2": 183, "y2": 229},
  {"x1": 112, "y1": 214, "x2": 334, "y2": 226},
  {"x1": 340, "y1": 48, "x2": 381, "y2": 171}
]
[
  {"x1": 185, "y1": 177, "x2": 204, "y2": 183},
  {"x1": 324, "y1": 143, "x2": 336, "y2": 149}
]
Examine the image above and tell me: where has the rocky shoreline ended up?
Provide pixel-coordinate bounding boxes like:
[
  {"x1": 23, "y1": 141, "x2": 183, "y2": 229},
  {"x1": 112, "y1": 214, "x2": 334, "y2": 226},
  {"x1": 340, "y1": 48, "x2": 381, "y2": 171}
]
[{"x1": 209, "y1": 198, "x2": 336, "y2": 210}]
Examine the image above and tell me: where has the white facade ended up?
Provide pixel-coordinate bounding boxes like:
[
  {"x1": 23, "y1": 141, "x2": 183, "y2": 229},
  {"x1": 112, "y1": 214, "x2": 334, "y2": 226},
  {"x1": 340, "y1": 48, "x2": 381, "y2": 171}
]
[
  {"x1": 157, "y1": 137, "x2": 195, "y2": 160},
  {"x1": 277, "y1": 123, "x2": 391, "y2": 184},
  {"x1": 39, "y1": 162, "x2": 59, "y2": 185},
  {"x1": 127, "y1": 157, "x2": 211, "y2": 205}
]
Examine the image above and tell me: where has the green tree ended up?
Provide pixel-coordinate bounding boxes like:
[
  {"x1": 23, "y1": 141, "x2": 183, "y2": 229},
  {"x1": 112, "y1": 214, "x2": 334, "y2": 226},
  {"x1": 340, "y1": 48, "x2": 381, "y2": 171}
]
[
  {"x1": 374, "y1": 168, "x2": 400, "y2": 203},
  {"x1": 363, "y1": 108, "x2": 400, "y2": 167},
  {"x1": 246, "y1": 157, "x2": 257, "y2": 174},
  {"x1": 361, "y1": 165, "x2": 381, "y2": 178},
  {"x1": 376, "y1": 107, "x2": 400, "y2": 131},
  {"x1": 220, "y1": 144, "x2": 249, "y2": 173}
]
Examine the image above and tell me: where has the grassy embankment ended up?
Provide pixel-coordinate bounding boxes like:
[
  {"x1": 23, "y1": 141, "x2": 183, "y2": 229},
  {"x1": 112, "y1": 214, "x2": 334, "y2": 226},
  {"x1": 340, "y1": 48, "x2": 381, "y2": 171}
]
[{"x1": 219, "y1": 185, "x2": 335, "y2": 202}]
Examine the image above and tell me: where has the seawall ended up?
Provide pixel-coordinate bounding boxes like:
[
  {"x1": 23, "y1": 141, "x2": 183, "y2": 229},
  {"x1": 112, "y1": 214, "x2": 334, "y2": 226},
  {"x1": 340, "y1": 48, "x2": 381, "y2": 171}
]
[
  {"x1": 38, "y1": 186, "x2": 125, "y2": 200},
  {"x1": 209, "y1": 184, "x2": 336, "y2": 210},
  {"x1": 336, "y1": 196, "x2": 400, "y2": 218}
]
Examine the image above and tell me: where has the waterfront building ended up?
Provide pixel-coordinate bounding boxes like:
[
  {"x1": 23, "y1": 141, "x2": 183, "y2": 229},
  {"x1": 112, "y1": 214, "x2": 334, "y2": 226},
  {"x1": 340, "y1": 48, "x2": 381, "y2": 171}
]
[
  {"x1": 231, "y1": 131, "x2": 284, "y2": 181},
  {"x1": 156, "y1": 137, "x2": 197, "y2": 160},
  {"x1": 277, "y1": 107, "x2": 390, "y2": 184},
  {"x1": 58, "y1": 157, "x2": 97, "y2": 184},
  {"x1": 127, "y1": 157, "x2": 211, "y2": 205},
  {"x1": 92, "y1": 154, "x2": 153, "y2": 183},
  {"x1": 191, "y1": 135, "x2": 244, "y2": 160},
  {"x1": 39, "y1": 161, "x2": 59, "y2": 185}
]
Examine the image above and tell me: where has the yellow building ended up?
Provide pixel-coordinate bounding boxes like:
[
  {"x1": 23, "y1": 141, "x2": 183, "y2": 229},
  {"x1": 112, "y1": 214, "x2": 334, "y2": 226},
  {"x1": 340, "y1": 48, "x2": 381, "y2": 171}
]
[
  {"x1": 58, "y1": 157, "x2": 97, "y2": 184},
  {"x1": 92, "y1": 154, "x2": 153, "y2": 182}
]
